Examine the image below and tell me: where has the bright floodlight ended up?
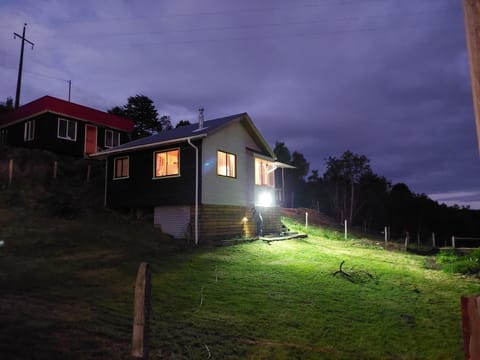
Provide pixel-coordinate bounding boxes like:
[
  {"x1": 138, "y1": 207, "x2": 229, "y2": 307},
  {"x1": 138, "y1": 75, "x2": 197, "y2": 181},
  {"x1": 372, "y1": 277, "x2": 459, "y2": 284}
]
[{"x1": 258, "y1": 191, "x2": 273, "y2": 207}]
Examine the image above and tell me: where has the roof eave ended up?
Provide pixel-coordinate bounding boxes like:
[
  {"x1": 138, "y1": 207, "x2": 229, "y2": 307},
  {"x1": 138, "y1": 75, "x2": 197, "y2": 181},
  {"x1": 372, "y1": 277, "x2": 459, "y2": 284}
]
[
  {"x1": 90, "y1": 133, "x2": 207, "y2": 159},
  {"x1": 240, "y1": 114, "x2": 276, "y2": 159}
]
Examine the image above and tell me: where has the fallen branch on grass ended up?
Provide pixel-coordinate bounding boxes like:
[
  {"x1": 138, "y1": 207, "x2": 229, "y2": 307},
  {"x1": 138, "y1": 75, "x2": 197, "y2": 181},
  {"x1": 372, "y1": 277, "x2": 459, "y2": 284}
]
[
  {"x1": 332, "y1": 261, "x2": 355, "y2": 282},
  {"x1": 332, "y1": 260, "x2": 375, "y2": 284}
]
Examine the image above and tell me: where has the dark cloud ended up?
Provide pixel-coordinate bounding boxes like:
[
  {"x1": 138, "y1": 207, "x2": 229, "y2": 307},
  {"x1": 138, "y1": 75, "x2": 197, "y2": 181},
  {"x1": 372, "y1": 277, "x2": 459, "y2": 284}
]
[{"x1": 1, "y1": 0, "x2": 480, "y2": 207}]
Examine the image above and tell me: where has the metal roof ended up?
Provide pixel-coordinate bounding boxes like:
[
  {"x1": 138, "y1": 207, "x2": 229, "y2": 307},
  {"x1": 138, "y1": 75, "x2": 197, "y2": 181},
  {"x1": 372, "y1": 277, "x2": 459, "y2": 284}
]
[
  {"x1": 91, "y1": 112, "x2": 276, "y2": 159},
  {"x1": 0, "y1": 95, "x2": 134, "y2": 132}
]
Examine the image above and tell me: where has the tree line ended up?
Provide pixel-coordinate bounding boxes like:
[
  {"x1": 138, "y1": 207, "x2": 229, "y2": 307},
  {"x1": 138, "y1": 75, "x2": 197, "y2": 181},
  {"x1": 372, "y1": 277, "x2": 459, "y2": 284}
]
[
  {"x1": 4, "y1": 94, "x2": 479, "y2": 242},
  {"x1": 274, "y1": 142, "x2": 480, "y2": 243}
]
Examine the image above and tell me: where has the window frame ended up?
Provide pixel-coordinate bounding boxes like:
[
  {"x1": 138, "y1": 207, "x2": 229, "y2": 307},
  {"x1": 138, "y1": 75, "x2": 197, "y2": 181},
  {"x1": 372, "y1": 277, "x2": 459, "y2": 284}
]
[
  {"x1": 255, "y1": 158, "x2": 275, "y2": 187},
  {"x1": 57, "y1": 117, "x2": 77, "y2": 141},
  {"x1": 153, "y1": 148, "x2": 181, "y2": 179},
  {"x1": 105, "y1": 129, "x2": 120, "y2": 149},
  {"x1": 217, "y1": 150, "x2": 237, "y2": 178},
  {"x1": 113, "y1": 156, "x2": 129, "y2": 180},
  {"x1": 24, "y1": 120, "x2": 35, "y2": 141}
]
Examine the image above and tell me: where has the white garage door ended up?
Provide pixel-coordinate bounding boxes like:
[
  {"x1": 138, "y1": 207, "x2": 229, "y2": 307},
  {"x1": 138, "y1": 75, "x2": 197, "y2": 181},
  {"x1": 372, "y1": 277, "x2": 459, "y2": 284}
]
[{"x1": 154, "y1": 206, "x2": 191, "y2": 239}]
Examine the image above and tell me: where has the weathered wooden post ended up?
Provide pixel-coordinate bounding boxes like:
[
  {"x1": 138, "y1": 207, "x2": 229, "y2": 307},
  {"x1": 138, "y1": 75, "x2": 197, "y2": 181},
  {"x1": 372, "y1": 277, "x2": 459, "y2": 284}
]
[
  {"x1": 404, "y1": 232, "x2": 409, "y2": 251},
  {"x1": 8, "y1": 159, "x2": 13, "y2": 186},
  {"x1": 432, "y1": 232, "x2": 436, "y2": 248},
  {"x1": 452, "y1": 236, "x2": 456, "y2": 249},
  {"x1": 132, "y1": 262, "x2": 151, "y2": 359},
  {"x1": 305, "y1": 211, "x2": 308, "y2": 232},
  {"x1": 461, "y1": 295, "x2": 480, "y2": 360},
  {"x1": 384, "y1": 226, "x2": 388, "y2": 246},
  {"x1": 344, "y1": 219, "x2": 347, "y2": 240},
  {"x1": 53, "y1": 160, "x2": 58, "y2": 180},
  {"x1": 86, "y1": 163, "x2": 91, "y2": 183}
]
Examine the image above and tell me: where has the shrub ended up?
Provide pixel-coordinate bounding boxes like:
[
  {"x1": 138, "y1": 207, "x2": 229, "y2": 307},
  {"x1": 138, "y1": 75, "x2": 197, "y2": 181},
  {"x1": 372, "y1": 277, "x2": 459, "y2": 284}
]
[
  {"x1": 436, "y1": 249, "x2": 480, "y2": 275},
  {"x1": 436, "y1": 249, "x2": 460, "y2": 264}
]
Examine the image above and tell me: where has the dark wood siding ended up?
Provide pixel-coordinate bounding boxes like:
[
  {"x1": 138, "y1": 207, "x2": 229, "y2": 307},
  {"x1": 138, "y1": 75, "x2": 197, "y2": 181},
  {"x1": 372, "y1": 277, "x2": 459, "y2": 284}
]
[
  {"x1": 106, "y1": 140, "x2": 202, "y2": 208},
  {"x1": 97, "y1": 127, "x2": 131, "y2": 150},
  {"x1": 3, "y1": 113, "x2": 131, "y2": 157}
]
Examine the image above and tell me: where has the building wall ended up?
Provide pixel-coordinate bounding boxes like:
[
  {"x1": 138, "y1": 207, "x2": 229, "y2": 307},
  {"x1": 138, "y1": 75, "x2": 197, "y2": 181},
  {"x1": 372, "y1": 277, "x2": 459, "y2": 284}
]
[
  {"x1": 196, "y1": 205, "x2": 282, "y2": 244},
  {"x1": 152, "y1": 204, "x2": 282, "y2": 243},
  {"x1": 201, "y1": 121, "x2": 261, "y2": 206},
  {"x1": 106, "y1": 140, "x2": 200, "y2": 209},
  {"x1": 2, "y1": 113, "x2": 130, "y2": 157}
]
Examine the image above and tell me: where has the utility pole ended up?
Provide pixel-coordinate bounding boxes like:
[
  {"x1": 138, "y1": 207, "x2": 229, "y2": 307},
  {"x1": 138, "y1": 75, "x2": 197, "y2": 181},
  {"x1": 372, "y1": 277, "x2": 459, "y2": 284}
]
[
  {"x1": 14, "y1": 23, "x2": 34, "y2": 109},
  {"x1": 463, "y1": 0, "x2": 480, "y2": 153}
]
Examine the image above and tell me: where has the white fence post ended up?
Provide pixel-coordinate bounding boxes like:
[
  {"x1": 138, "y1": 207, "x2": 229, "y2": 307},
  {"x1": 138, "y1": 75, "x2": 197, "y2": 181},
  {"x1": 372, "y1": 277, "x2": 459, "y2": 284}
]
[
  {"x1": 305, "y1": 212, "x2": 308, "y2": 231},
  {"x1": 404, "y1": 232, "x2": 409, "y2": 250}
]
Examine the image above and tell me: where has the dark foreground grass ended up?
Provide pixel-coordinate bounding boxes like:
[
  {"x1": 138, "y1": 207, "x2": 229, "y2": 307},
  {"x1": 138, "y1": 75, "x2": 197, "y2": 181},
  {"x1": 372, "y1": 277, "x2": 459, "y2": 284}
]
[
  {"x1": 1, "y1": 205, "x2": 479, "y2": 359},
  {"x1": 0, "y1": 205, "x2": 181, "y2": 359}
]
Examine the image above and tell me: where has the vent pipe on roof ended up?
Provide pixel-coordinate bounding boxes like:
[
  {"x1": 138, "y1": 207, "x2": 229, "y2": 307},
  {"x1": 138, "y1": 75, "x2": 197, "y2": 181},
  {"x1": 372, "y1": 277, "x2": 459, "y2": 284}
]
[{"x1": 198, "y1": 107, "x2": 204, "y2": 130}]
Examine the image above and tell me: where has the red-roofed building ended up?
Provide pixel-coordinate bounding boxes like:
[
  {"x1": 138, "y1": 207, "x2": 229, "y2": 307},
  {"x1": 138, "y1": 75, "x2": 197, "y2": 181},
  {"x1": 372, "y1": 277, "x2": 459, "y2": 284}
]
[{"x1": 0, "y1": 95, "x2": 134, "y2": 157}]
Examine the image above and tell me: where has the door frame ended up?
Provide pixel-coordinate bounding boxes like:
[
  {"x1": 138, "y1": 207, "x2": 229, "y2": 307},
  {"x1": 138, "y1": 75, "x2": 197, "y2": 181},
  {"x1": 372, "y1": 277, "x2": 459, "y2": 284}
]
[{"x1": 84, "y1": 124, "x2": 98, "y2": 156}]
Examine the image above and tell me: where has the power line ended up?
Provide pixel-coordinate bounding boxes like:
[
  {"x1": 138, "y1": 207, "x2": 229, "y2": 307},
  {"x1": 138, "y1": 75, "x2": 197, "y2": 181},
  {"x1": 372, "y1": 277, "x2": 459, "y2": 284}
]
[
  {"x1": 37, "y1": 18, "x2": 459, "y2": 52},
  {"x1": 49, "y1": 4, "x2": 458, "y2": 40},
  {"x1": 24, "y1": 69, "x2": 69, "y2": 83},
  {"x1": 32, "y1": 4, "x2": 460, "y2": 53}
]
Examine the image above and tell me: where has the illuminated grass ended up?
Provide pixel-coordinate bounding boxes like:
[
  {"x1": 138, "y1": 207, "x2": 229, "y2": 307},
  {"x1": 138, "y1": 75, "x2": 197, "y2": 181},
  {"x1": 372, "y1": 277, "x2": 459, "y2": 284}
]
[{"x1": 151, "y1": 236, "x2": 479, "y2": 359}]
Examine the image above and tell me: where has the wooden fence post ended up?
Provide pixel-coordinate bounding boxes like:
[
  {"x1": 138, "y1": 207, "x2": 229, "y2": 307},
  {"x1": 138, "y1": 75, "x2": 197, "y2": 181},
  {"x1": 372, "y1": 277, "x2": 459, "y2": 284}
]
[
  {"x1": 8, "y1": 159, "x2": 13, "y2": 186},
  {"x1": 344, "y1": 219, "x2": 347, "y2": 240},
  {"x1": 432, "y1": 232, "x2": 436, "y2": 248},
  {"x1": 404, "y1": 232, "x2": 409, "y2": 250},
  {"x1": 384, "y1": 226, "x2": 388, "y2": 246},
  {"x1": 461, "y1": 295, "x2": 480, "y2": 359},
  {"x1": 305, "y1": 212, "x2": 308, "y2": 232},
  {"x1": 53, "y1": 161, "x2": 58, "y2": 180},
  {"x1": 132, "y1": 262, "x2": 151, "y2": 359},
  {"x1": 86, "y1": 163, "x2": 91, "y2": 183},
  {"x1": 452, "y1": 236, "x2": 456, "y2": 249}
]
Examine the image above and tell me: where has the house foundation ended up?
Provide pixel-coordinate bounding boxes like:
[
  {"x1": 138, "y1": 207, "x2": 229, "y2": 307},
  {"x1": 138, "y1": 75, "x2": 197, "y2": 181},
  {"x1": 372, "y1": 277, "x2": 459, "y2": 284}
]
[{"x1": 154, "y1": 204, "x2": 283, "y2": 244}]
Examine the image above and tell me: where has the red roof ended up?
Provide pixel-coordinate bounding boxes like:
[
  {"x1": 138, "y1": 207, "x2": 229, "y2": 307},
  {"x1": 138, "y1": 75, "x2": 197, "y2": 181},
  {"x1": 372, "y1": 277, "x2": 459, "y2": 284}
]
[{"x1": 0, "y1": 95, "x2": 134, "y2": 132}]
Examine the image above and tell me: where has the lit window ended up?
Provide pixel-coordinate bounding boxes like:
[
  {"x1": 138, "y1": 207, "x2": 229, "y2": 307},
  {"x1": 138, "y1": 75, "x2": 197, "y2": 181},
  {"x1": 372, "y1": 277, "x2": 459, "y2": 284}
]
[
  {"x1": 154, "y1": 149, "x2": 180, "y2": 178},
  {"x1": 105, "y1": 130, "x2": 120, "y2": 148},
  {"x1": 255, "y1": 158, "x2": 274, "y2": 187},
  {"x1": 217, "y1": 150, "x2": 236, "y2": 178},
  {"x1": 58, "y1": 118, "x2": 77, "y2": 141},
  {"x1": 24, "y1": 120, "x2": 35, "y2": 141},
  {"x1": 0, "y1": 129, "x2": 7, "y2": 144},
  {"x1": 114, "y1": 156, "x2": 129, "y2": 179}
]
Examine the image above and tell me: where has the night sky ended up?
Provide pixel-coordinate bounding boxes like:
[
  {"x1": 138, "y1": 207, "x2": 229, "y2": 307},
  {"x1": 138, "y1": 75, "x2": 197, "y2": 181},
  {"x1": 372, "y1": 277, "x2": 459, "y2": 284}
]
[{"x1": 1, "y1": 0, "x2": 479, "y2": 208}]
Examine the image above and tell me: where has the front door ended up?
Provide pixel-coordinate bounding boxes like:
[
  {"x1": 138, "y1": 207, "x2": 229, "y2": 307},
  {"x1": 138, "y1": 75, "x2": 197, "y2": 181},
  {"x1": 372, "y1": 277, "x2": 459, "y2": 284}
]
[{"x1": 84, "y1": 125, "x2": 97, "y2": 155}]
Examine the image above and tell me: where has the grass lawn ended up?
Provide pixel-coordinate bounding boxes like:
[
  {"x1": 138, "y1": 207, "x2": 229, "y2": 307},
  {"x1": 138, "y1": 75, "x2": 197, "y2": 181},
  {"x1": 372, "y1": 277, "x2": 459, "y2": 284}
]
[
  {"x1": 1, "y1": 208, "x2": 479, "y2": 359},
  {"x1": 151, "y1": 233, "x2": 479, "y2": 359}
]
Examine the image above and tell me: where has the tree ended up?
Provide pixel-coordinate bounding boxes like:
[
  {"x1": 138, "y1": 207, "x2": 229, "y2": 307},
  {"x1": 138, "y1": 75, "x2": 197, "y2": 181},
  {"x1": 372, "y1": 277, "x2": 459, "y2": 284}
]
[
  {"x1": 175, "y1": 120, "x2": 191, "y2": 128},
  {"x1": 273, "y1": 141, "x2": 291, "y2": 163},
  {"x1": 160, "y1": 115, "x2": 173, "y2": 131},
  {"x1": 324, "y1": 150, "x2": 372, "y2": 224},
  {"x1": 291, "y1": 151, "x2": 309, "y2": 180},
  {"x1": 108, "y1": 95, "x2": 163, "y2": 139},
  {"x1": 356, "y1": 173, "x2": 391, "y2": 232},
  {"x1": 0, "y1": 97, "x2": 13, "y2": 113}
]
